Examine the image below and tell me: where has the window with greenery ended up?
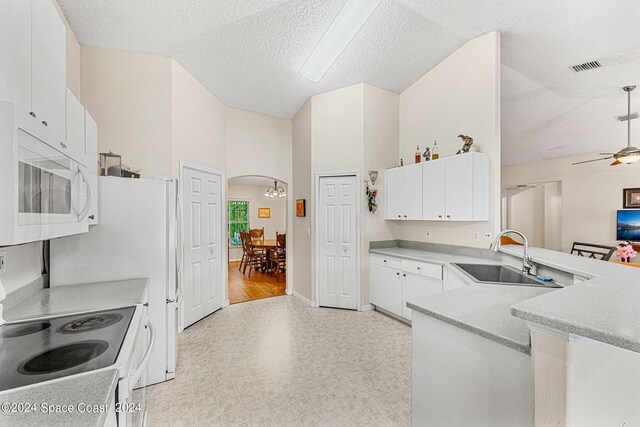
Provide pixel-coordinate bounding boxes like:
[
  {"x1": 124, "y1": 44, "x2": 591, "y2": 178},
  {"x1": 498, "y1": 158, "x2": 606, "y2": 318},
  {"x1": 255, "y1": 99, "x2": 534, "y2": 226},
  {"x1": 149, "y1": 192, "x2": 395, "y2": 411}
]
[{"x1": 228, "y1": 200, "x2": 249, "y2": 247}]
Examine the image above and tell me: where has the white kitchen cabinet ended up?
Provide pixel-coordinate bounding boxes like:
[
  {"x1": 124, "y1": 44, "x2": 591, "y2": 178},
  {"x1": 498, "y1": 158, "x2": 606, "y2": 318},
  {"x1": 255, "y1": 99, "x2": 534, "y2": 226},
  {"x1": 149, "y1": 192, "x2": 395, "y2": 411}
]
[
  {"x1": 31, "y1": 0, "x2": 67, "y2": 143},
  {"x1": 387, "y1": 153, "x2": 489, "y2": 222},
  {"x1": 370, "y1": 261, "x2": 403, "y2": 316},
  {"x1": 385, "y1": 163, "x2": 422, "y2": 220},
  {"x1": 403, "y1": 163, "x2": 423, "y2": 220},
  {"x1": 385, "y1": 167, "x2": 404, "y2": 220},
  {"x1": 84, "y1": 111, "x2": 99, "y2": 225},
  {"x1": 422, "y1": 159, "x2": 446, "y2": 220},
  {"x1": 66, "y1": 89, "x2": 85, "y2": 158},
  {"x1": 370, "y1": 254, "x2": 444, "y2": 322},
  {"x1": 402, "y1": 273, "x2": 443, "y2": 320},
  {"x1": 0, "y1": 0, "x2": 31, "y2": 109}
]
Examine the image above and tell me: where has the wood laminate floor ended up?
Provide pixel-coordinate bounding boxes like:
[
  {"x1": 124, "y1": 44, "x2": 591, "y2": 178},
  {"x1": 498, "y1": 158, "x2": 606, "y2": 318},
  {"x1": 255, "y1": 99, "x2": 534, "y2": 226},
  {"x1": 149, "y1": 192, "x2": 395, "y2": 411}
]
[{"x1": 228, "y1": 261, "x2": 286, "y2": 304}]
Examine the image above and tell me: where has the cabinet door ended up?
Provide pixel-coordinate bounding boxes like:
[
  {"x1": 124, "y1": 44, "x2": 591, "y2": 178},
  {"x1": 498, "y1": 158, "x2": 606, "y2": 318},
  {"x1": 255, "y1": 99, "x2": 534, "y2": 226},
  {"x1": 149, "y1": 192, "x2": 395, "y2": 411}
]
[
  {"x1": 65, "y1": 89, "x2": 85, "y2": 158},
  {"x1": 385, "y1": 167, "x2": 404, "y2": 220},
  {"x1": 403, "y1": 164, "x2": 423, "y2": 220},
  {"x1": 445, "y1": 154, "x2": 474, "y2": 221},
  {"x1": 402, "y1": 273, "x2": 443, "y2": 320},
  {"x1": 370, "y1": 264, "x2": 403, "y2": 316},
  {"x1": 422, "y1": 160, "x2": 446, "y2": 220},
  {"x1": 84, "y1": 111, "x2": 99, "y2": 225},
  {"x1": 31, "y1": 0, "x2": 66, "y2": 142},
  {"x1": 0, "y1": 0, "x2": 31, "y2": 108}
]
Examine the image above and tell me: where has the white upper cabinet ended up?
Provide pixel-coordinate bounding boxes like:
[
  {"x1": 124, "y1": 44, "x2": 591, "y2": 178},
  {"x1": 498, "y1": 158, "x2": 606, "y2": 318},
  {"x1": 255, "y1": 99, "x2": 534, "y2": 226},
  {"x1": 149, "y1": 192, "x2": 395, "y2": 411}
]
[
  {"x1": 385, "y1": 163, "x2": 423, "y2": 220},
  {"x1": 0, "y1": 0, "x2": 67, "y2": 147},
  {"x1": 403, "y1": 163, "x2": 423, "y2": 220},
  {"x1": 0, "y1": 0, "x2": 31, "y2": 109},
  {"x1": 31, "y1": 0, "x2": 67, "y2": 143},
  {"x1": 443, "y1": 152, "x2": 489, "y2": 221},
  {"x1": 386, "y1": 152, "x2": 489, "y2": 222},
  {"x1": 385, "y1": 167, "x2": 404, "y2": 220},
  {"x1": 65, "y1": 88, "x2": 85, "y2": 159},
  {"x1": 422, "y1": 159, "x2": 446, "y2": 220}
]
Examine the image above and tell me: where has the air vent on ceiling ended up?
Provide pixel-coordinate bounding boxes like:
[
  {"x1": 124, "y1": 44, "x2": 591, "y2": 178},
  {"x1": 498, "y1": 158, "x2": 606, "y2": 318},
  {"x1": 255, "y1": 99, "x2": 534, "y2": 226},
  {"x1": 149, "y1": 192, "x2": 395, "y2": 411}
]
[
  {"x1": 616, "y1": 112, "x2": 639, "y2": 122},
  {"x1": 570, "y1": 60, "x2": 602, "y2": 72}
]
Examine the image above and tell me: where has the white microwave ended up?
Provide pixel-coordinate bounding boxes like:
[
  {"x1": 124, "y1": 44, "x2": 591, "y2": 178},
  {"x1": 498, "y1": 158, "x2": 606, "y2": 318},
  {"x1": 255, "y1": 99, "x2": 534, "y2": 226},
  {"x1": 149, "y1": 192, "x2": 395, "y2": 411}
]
[{"x1": 0, "y1": 102, "x2": 92, "y2": 245}]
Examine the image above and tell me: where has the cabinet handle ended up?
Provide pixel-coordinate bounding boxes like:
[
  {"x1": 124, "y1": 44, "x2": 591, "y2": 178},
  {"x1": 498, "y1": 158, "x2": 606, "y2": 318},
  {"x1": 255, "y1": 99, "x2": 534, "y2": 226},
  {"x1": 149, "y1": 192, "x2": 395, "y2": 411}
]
[
  {"x1": 438, "y1": 215, "x2": 442, "y2": 218},
  {"x1": 403, "y1": 273, "x2": 407, "y2": 277},
  {"x1": 417, "y1": 267, "x2": 421, "y2": 270},
  {"x1": 383, "y1": 259, "x2": 387, "y2": 263},
  {"x1": 29, "y1": 111, "x2": 36, "y2": 118},
  {"x1": 396, "y1": 272, "x2": 400, "y2": 276},
  {"x1": 403, "y1": 215, "x2": 407, "y2": 218},
  {"x1": 59, "y1": 142, "x2": 67, "y2": 149},
  {"x1": 41, "y1": 120, "x2": 48, "y2": 126},
  {"x1": 397, "y1": 215, "x2": 401, "y2": 218},
  {"x1": 446, "y1": 215, "x2": 451, "y2": 219}
]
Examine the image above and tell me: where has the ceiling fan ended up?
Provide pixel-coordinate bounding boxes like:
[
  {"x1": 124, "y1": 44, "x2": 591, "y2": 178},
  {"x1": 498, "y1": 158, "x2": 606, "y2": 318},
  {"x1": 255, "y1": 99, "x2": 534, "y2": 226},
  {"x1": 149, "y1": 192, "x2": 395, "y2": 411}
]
[{"x1": 572, "y1": 85, "x2": 639, "y2": 166}]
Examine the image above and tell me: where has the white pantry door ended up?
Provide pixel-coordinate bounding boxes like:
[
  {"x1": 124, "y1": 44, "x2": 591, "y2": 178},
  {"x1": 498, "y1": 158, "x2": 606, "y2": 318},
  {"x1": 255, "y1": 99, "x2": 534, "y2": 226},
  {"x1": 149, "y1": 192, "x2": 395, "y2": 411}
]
[
  {"x1": 318, "y1": 175, "x2": 358, "y2": 310},
  {"x1": 182, "y1": 165, "x2": 223, "y2": 327}
]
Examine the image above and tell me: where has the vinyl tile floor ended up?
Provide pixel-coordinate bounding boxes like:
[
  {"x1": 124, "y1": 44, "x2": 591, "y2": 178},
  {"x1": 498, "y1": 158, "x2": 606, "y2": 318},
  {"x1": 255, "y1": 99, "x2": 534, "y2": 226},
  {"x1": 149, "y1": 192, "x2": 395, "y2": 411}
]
[{"x1": 146, "y1": 296, "x2": 411, "y2": 426}]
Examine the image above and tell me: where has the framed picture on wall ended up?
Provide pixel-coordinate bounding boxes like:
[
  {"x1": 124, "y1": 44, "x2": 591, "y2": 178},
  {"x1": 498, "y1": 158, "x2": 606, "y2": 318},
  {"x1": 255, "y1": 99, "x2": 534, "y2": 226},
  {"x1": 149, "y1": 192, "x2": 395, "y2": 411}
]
[
  {"x1": 258, "y1": 208, "x2": 271, "y2": 218},
  {"x1": 296, "y1": 199, "x2": 306, "y2": 217},
  {"x1": 623, "y1": 188, "x2": 640, "y2": 209}
]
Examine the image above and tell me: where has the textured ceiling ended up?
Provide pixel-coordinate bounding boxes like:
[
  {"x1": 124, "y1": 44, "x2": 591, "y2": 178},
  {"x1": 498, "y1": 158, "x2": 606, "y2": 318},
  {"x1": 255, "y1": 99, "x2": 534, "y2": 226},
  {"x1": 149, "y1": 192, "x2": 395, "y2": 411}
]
[{"x1": 59, "y1": 0, "x2": 640, "y2": 164}]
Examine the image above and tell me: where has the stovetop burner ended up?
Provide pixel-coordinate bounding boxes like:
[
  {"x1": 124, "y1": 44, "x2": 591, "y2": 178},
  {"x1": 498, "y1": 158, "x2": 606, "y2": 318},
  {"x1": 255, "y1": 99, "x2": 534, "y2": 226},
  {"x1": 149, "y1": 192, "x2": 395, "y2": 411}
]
[
  {"x1": 2, "y1": 322, "x2": 51, "y2": 338},
  {"x1": 58, "y1": 313, "x2": 123, "y2": 333},
  {"x1": 17, "y1": 340, "x2": 109, "y2": 375}
]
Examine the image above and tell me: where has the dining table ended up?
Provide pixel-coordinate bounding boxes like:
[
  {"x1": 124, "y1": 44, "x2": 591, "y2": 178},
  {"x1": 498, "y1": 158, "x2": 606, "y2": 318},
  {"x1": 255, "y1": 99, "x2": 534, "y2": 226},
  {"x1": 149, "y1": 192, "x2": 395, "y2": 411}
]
[{"x1": 252, "y1": 239, "x2": 278, "y2": 272}]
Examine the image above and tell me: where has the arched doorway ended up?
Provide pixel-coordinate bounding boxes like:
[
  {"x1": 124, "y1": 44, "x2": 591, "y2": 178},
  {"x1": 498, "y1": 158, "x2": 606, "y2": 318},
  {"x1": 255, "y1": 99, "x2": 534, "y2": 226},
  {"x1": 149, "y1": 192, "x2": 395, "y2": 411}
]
[{"x1": 226, "y1": 175, "x2": 289, "y2": 304}]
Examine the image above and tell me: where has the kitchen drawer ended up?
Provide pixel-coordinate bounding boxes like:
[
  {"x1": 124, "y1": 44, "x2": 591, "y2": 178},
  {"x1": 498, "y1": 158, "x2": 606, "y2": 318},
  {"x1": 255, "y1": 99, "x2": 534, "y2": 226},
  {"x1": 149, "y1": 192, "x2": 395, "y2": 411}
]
[
  {"x1": 401, "y1": 259, "x2": 443, "y2": 280},
  {"x1": 370, "y1": 255, "x2": 402, "y2": 270}
]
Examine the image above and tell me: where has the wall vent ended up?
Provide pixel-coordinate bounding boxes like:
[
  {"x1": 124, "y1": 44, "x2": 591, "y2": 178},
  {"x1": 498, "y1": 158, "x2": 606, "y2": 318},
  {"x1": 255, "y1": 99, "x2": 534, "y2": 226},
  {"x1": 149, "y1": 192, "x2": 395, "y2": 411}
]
[
  {"x1": 616, "y1": 112, "x2": 639, "y2": 122},
  {"x1": 570, "y1": 60, "x2": 602, "y2": 72}
]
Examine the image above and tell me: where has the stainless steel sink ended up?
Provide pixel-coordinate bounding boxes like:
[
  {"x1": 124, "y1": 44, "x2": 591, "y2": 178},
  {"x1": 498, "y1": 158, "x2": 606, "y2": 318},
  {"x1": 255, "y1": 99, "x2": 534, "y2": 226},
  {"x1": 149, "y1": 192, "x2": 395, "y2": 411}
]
[{"x1": 451, "y1": 263, "x2": 563, "y2": 288}]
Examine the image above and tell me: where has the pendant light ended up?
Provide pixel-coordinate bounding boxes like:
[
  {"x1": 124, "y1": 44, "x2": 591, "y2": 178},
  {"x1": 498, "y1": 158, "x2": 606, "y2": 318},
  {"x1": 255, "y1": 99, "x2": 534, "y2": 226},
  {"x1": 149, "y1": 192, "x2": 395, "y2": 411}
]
[{"x1": 264, "y1": 180, "x2": 286, "y2": 198}]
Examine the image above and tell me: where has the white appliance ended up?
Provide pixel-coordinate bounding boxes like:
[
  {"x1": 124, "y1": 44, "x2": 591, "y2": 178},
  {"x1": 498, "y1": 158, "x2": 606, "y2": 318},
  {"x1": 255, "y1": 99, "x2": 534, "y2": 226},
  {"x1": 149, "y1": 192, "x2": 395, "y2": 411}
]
[
  {"x1": 0, "y1": 101, "x2": 92, "y2": 246},
  {"x1": 50, "y1": 177, "x2": 178, "y2": 386}
]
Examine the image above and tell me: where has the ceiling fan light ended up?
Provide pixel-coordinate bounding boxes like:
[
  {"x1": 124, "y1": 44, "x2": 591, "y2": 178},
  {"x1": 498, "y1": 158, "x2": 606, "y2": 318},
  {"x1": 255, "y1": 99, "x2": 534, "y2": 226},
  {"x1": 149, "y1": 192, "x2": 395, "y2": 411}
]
[{"x1": 617, "y1": 154, "x2": 640, "y2": 164}]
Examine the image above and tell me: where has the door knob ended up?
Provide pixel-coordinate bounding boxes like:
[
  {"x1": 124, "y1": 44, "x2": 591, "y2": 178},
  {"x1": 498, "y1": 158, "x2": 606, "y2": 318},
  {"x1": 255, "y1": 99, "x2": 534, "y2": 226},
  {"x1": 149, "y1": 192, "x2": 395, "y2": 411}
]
[
  {"x1": 342, "y1": 247, "x2": 347, "y2": 253},
  {"x1": 209, "y1": 248, "x2": 214, "y2": 254}
]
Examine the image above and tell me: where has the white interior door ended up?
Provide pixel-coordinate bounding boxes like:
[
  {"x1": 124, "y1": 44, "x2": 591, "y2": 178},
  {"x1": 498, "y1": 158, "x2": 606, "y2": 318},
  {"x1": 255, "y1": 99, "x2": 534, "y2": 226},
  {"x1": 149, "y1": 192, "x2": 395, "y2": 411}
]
[
  {"x1": 318, "y1": 175, "x2": 358, "y2": 310},
  {"x1": 182, "y1": 165, "x2": 223, "y2": 327}
]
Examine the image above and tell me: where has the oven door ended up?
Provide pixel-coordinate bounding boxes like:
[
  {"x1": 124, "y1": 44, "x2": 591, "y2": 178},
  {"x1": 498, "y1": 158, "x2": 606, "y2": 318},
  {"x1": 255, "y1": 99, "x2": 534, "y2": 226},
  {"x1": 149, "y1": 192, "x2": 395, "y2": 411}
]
[
  {"x1": 17, "y1": 126, "x2": 92, "y2": 231},
  {"x1": 118, "y1": 314, "x2": 155, "y2": 427}
]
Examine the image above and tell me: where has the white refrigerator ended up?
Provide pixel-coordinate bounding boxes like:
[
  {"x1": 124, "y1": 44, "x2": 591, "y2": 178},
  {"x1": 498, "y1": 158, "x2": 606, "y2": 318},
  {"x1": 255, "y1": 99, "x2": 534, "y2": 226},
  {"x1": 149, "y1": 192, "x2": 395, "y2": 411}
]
[{"x1": 50, "y1": 176, "x2": 179, "y2": 386}]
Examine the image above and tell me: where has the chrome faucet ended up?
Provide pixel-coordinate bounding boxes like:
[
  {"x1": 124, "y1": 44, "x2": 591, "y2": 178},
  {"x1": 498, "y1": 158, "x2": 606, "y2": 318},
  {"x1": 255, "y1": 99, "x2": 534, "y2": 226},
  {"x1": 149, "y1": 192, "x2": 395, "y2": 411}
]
[{"x1": 490, "y1": 229, "x2": 534, "y2": 275}]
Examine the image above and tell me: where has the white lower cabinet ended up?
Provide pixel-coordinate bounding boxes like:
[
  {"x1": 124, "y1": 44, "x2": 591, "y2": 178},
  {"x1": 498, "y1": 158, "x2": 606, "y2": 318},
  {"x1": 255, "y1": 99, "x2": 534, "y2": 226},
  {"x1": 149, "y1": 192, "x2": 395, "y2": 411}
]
[
  {"x1": 370, "y1": 254, "x2": 443, "y2": 321},
  {"x1": 402, "y1": 273, "x2": 443, "y2": 320}
]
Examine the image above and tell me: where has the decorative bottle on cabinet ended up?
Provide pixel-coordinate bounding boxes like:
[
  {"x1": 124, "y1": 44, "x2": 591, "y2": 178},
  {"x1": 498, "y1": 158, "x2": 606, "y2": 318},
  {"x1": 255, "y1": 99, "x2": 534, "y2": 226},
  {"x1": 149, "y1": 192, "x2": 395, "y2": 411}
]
[
  {"x1": 432, "y1": 141, "x2": 439, "y2": 160},
  {"x1": 415, "y1": 146, "x2": 421, "y2": 163}
]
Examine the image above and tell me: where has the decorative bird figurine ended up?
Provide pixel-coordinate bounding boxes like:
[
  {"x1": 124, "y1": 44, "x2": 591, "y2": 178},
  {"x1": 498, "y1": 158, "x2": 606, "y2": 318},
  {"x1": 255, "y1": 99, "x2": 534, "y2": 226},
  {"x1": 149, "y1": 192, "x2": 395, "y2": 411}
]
[{"x1": 457, "y1": 134, "x2": 473, "y2": 154}]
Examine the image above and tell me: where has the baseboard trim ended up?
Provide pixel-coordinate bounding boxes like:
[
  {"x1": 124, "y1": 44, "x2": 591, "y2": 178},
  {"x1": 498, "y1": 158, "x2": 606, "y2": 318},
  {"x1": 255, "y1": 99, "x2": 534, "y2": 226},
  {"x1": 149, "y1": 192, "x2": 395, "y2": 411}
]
[
  {"x1": 359, "y1": 304, "x2": 373, "y2": 312},
  {"x1": 224, "y1": 299, "x2": 230, "y2": 308},
  {"x1": 292, "y1": 291, "x2": 313, "y2": 307}
]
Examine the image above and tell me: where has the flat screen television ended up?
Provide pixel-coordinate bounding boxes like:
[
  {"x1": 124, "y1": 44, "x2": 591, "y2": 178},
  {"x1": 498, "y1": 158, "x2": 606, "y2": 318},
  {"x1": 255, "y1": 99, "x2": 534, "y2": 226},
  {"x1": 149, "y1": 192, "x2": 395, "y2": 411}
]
[{"x1": 617, "y1": 210, "x2": 640, "y2": 241}]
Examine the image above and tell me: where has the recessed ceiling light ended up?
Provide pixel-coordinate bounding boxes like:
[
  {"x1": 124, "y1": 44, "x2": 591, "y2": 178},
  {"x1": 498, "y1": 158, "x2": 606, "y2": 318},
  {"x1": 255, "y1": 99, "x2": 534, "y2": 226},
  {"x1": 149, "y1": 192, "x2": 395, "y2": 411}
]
[{"x1": 300, "y1": 0, "x2": 382, "y2": 83}]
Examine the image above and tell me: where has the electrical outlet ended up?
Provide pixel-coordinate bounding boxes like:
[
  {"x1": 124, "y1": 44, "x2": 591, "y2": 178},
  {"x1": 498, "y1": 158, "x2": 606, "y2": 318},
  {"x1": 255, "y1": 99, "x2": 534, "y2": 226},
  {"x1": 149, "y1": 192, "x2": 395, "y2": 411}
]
[
  {"x1": 425, "y1": 229, "x2": 431, "y2": 239},
  {"x1": 0, "y1": 251, "x2": 5, "y2": 273},
  {"x1": 473, "y1": 232, "x2": 480, "y2": 242},
  {"x1": 483, "y1": 232, "x2": 493, "y2": 241}
]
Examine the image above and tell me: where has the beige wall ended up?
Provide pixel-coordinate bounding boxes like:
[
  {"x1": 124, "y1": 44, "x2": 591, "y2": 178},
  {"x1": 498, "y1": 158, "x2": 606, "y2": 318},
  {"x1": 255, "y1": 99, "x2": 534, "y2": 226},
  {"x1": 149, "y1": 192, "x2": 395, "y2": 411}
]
[
  {"x1": 227, "y1": 108, "x2": 292, "y2": 184},
  {"x1": 362, "y1": 84, "x2": 399, "y2": 304},
  {"x1": 291, "y1": 100, "x2": 313, "y2": 301},
  {"x1": 227, "y1": 184, "x2": 287, "y2": 261},
  {"x1": 171, "y1": 61, "x2": 226, "y2": 176},
  {"x1": 80, "y1": 46, "x2": 174, "y2": 179},
  {"x1": 509, "y1": 186, "x2": 545, "y2": 247},
  {"x1": 503, "y1": 152, "x2": 638, "y2": 252},
  {"x1": 392, "y1": 31, "x2": 502, "y2": 248}
]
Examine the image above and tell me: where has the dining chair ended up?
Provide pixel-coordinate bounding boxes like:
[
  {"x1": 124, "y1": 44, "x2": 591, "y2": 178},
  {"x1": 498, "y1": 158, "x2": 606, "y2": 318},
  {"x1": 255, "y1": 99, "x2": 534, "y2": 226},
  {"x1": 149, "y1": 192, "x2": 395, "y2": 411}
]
[
  {"x1": 249, "y1": 228, "x2": 265, "y2": 240},
  {"x1": 243, "y1": 232, "x2": 266, "y2": 277},
  {"x1": 570, "y1": 242, "x2": 616, "y2": 261},
  {"x1": 269, "y1": 232, "x2": 286, "y2": 282},
  {"x1": 238, "y1": 231, "x2": 249, "y2": 271}
]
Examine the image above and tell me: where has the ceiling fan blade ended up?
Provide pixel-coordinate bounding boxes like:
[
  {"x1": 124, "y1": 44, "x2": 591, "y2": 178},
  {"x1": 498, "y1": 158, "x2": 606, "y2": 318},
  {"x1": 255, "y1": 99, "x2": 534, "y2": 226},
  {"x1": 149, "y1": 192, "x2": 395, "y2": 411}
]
[
  {"x1": 571, "y1": 156, "x2": 614, "y2": 165},
  {"x1": 598, "y1": 153, "x2": 616, "y2": 155},
  {"x1": 611, "y1": 160, "x2": 623, "y2": 166}
]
